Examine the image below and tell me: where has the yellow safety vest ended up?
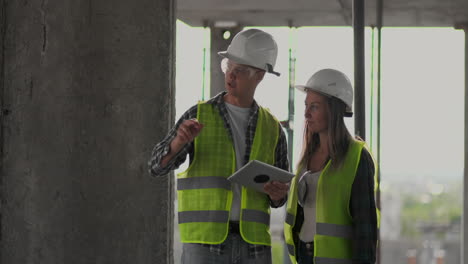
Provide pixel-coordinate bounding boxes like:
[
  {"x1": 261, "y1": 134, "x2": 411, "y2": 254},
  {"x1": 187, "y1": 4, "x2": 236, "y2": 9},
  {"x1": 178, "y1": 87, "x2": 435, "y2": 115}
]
[
  {"x1": 284, "y1": 140, "x2": 377, "y2": 264},
  {"x1": 177, "y1": 102, "x2": 279, "y2": 245}
]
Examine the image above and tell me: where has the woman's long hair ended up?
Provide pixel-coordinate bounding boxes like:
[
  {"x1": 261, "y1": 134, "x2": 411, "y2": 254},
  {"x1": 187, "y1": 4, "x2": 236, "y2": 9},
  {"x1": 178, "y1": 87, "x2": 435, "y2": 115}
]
[{"x1": 297, "y1": 95, "x2": 353, "y2": 170}]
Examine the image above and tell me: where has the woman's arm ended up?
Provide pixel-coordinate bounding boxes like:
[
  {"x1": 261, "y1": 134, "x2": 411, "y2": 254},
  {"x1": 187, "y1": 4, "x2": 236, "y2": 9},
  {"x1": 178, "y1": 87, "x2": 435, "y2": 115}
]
[{"x1": 350, "y1": 148, "x2": 378, "y2": 264}]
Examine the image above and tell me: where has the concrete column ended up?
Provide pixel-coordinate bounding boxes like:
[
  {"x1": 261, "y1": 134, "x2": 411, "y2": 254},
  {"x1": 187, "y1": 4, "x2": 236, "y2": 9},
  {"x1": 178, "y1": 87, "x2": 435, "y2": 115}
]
[
  {"x1": 465, "y1": 25, "x2": 468, "y2": 264},
  {"x1": 210, "y1": 25, "x2": 242, "y2": 97},
  {"x1": 457, "y1": 22, "x2": 468, "y2": 264},
  {"x1": 0, "y1": 0, "x2": 175, "y2": 263}
]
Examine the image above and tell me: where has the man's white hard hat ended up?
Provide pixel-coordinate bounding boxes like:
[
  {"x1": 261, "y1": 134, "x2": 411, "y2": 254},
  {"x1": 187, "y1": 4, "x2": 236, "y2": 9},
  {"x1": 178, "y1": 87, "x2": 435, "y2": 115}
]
[
  {"x1": 296, "y1": 69, "x2": 353, "y2": 117},
  {"x1": 218, "y1": 29, "x2": 280, "y2": 76}
]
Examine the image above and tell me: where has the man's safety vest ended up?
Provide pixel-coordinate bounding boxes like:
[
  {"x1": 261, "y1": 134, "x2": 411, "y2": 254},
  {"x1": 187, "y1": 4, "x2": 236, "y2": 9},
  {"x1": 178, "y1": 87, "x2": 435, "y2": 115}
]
[
  {"x1": 284, "y1": 140, "x2": 377, "y2": 264},
  {"x1": 177, "y1": 102, "x2": 279, "y2": 245}
]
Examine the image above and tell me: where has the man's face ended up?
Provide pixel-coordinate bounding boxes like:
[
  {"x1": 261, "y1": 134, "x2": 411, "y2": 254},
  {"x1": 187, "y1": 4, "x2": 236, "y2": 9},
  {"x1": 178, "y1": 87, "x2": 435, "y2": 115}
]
[{"x1": 221, "y1": 59, "x2": 263, "y2": 98}]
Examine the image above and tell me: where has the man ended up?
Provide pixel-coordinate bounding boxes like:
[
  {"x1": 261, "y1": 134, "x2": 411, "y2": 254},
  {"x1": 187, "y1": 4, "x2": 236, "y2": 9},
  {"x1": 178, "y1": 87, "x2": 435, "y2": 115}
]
[{"x1": 148, "y1": 28, "x2": 289, "y2": 264}]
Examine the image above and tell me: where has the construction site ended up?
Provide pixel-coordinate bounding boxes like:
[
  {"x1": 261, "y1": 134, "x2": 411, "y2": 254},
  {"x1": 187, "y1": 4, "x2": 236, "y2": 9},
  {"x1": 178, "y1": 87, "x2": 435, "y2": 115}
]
[{"x1": 1, "y1": 0, "x2": 467, "y2": 263}]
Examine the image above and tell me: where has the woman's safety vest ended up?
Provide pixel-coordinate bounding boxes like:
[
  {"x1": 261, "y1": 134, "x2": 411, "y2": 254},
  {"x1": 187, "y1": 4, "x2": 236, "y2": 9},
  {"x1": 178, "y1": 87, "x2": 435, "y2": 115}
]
[
  {"x1": 284, "y1": 140, "x2": 376, "y2": 264},
  {"x1": 177, "y1": 102, "x2": 279, "y2": 245}
]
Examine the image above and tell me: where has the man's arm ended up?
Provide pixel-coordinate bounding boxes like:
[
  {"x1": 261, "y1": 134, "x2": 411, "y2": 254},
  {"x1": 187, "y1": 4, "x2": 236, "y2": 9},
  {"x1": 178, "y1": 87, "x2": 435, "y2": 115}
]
[
  {"x1": 147, "y1": 105, "x2": 198, "y2": 177},
  {"x1": 350, "y1": 149, "x2": 378, "y2": 264}
]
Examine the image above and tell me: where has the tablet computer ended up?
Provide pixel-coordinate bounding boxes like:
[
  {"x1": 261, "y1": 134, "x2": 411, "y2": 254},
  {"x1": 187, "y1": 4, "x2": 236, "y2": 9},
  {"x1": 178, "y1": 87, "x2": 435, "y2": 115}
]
[{"x1": 227, "y1": 160, "x2": 294, "y2": 193}]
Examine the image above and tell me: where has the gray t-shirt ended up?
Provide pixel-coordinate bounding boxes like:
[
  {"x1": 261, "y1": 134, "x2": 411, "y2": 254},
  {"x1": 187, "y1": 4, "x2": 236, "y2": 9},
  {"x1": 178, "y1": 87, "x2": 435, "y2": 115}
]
[{"x1": 225, "y1": 102, "x2": 250, "y2": 221}]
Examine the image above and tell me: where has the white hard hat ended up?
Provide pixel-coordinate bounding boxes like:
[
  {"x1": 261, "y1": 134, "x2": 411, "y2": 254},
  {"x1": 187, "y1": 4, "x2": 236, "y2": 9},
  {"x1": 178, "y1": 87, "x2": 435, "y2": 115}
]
[
  {"x1": 218, "y1": 29, "x2": 280, "y2": 76},
  {"x1": 296, "y1": 69, "x2": 353, "y2": 117}
]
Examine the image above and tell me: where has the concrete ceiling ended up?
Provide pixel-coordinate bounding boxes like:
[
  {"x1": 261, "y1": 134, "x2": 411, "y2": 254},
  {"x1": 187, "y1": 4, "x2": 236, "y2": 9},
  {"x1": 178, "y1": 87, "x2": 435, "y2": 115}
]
[{"x1": 177, "y1": 0, "x2": 468, "y2": 28}]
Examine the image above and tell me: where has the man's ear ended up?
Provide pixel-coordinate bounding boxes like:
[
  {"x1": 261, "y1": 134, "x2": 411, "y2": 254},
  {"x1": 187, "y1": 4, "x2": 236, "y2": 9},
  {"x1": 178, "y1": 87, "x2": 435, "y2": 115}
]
[{"x1": 256, "y1": 71, "x2": 266, "y2": 82}]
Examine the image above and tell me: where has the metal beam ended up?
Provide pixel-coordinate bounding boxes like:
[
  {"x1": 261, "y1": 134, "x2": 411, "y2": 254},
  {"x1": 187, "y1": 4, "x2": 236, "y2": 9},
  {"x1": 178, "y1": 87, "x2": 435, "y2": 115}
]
[
  {"x1": 177, "y1": 0, "x2": 468, "y2": 28},
  {"x1": 465, "y1": 25, "x2": 468, "y2": 264},
  {"x1": 0, "y1": 0, "x2": 4, "y2": 260},
  {"x1": 376, "y1": 0, "x2": 383, "y2": 263},
  {"x1": 353, "y1": 0, "x2": 366, "y2": 139}
]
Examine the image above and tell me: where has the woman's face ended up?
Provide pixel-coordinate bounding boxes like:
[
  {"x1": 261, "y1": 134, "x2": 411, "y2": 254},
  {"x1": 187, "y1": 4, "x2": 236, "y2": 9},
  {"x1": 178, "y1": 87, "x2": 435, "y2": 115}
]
[{"x1": 304, "y1": 91, "x2": 329, "y2": 134}]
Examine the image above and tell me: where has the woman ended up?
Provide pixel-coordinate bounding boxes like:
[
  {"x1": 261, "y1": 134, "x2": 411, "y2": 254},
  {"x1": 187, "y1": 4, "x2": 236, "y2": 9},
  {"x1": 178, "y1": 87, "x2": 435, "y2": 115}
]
[{"x1": 284, "y1": 69, "x2": 378, "y2": 264}]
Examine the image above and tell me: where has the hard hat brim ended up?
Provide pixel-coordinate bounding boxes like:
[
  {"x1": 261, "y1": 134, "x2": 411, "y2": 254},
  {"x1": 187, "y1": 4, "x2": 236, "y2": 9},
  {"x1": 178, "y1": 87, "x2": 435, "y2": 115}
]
[
  {"x1": 294, "y1": 85, "x2": 310, "y2": 93},
  {"x1": 218, "y1": 51, "x2": 252, "y2": 67},
  {"x1": 217, "y1": 50, "x2": 229, "y2": 58},
  {"x1": 218, "y1": 51, "x2": 280, "y2": 76},
  {"x1": 295, "y1": 85, "x2": 334, "y2": 99}
]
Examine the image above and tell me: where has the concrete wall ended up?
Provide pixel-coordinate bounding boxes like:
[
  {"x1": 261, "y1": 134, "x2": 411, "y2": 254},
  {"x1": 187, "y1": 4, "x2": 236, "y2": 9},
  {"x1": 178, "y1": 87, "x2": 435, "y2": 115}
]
[{"x1": 0, "y1": 0, "x2": 175, "y2": 263}]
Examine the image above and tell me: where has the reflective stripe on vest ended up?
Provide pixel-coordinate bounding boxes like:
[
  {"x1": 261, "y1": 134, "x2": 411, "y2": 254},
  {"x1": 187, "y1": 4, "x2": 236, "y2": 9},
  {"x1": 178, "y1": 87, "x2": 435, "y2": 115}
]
[
  {"x1": 179, "y1": 210, "x2": 229, "y2": 223},
  {"x1": 241, "y1": 209, "x2": 270, "y2": 225},
  {"x1": 177, "y1": 102, "x2": 279, "y2": 245},
  {"x1": 177, "y1": 176, "x2": 231, "y2": 190},
  {"x1": 316, "y1": 223, "x2": 352, "y2": 239}
]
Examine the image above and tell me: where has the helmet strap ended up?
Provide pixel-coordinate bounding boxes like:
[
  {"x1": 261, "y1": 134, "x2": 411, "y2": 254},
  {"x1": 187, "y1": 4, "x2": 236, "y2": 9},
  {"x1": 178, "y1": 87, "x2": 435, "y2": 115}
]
[{"x1": 266, "y1": 64, "x2": 280, "y2": 77}]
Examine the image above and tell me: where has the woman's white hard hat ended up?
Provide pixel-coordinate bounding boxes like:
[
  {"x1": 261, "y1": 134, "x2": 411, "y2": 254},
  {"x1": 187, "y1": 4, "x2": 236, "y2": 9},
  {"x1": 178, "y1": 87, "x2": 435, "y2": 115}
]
[{"x1": 296, "y1": 69, "x2": 353, "y2": 117}]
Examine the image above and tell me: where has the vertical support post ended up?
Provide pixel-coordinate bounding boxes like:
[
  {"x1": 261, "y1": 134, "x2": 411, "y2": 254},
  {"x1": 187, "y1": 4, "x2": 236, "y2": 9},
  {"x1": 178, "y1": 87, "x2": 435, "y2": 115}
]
[
  {"x1": 465, "y1": 25, "x2": 468, "y2": 264},
  {"x1": 376, "y1": 0, "x2": 383, "y2": 263},
  {"x1": 287, "y1": 25, "x2": 296, "y2": 171},
  {"x1": 0, "y1": 1, "x2": 5, "y2": 260},
  {"x1": 281, "y1": 24, "x2": 297, "y2": 264},
  {"x1": 353, "y1": 0, "x2": 366, "y2": 140},
  {"x1": 455, "y1": 22, "x2": 468, "y2": 264}
]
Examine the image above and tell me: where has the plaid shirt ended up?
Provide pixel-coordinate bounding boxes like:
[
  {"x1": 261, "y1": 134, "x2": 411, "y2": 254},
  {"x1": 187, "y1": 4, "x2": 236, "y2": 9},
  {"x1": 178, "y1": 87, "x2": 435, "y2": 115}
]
[
  {"x1": 148, "y1": 92, "x2": 289, "y2": 257},
  {"x1": 350, "y1": 149, "x2": 378, "y2": 264}
]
